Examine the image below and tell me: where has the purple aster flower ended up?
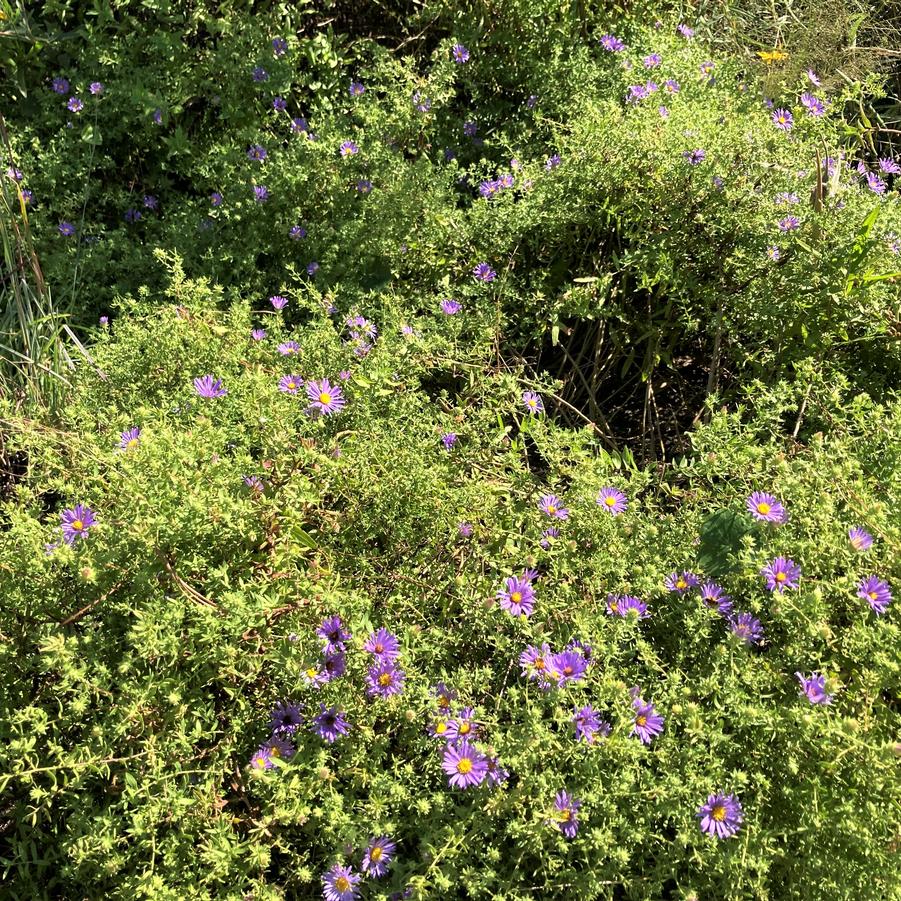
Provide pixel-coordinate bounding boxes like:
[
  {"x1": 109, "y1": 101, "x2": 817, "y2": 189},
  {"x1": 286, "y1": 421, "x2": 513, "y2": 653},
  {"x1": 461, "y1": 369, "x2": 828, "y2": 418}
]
[
  {"x1": 857, "y1": 575, "x2": 892, "y2": 614},
  {"x1": 526, "y1": 94, "x2": 538, "y2": 108},
  {"x1": 362, "y1": 836, "x2": 395, "y2": 878},
  {"x1": 18, "y1": 188, "x2": 32, "y2": 205},
  {"x1": 244, "y1": 475, "x2": 264, "y2": 492},
  {"x1": 553, "y1": 791, "x2": 581, "y2": 838},
  {"x1": 51, "y1": 77, "x2": 69, "y2": 94},
  {"x1": 119, "y1": 427, "x2": 141, "y2": 450},
  {"x1": 312, "y1": 705, "x2": 350, "y2": 743},
  {"x1": 272, "y1": 96, "x2": 287, "y2": 111},
  {"x1": 665, "y1": 571, "x2": 699, "y2": 593},
  {"x1": 522, "y1": 390, "x2": 544, "y2": 414},
  {"x1": 123, "y1": 208, "x2": 142, "y2": 224},
  {"x1": 497, "y1": 574, "x2": 536, "y2": 617},
  {"x1": 452, "y1": 43, "x2": 470, "y2": 63},
  {"x1": 608, "y1": 593, "x2": 649, "y2": 619},
  {"x1": 348, "y1": 80, "x2": 365, "y2": 97},
  {"x1": 767, "y1": 245, "x2": 782, "y2": 261},
  {"x1": 99, "y1": 316, "x2": 109, "y2": 326},
  {"x1": 664, "y1": 79, "x2": 680, "y2": 93},
  {"x1": 247, "y1": 144, "x2": 267, "y2": 162},
  {"x1": 747, "y1": 491, "x2": 786, "y2": 523},
  {"x1": 444, "y1": 707, "x2": 480, "y2": 741},
  {"x1": 700, "y1": 61, "x2": 715, "y2": 77},
  {"x1": 761, "y1": 557, "x2": 801, "y2": 591},
  {"x1": 438, "y1": 432, "x2": 457, "y2": 451},
  {"x1": 269, "y1": 295, "x2": 288, "y2": 310},
  {"x1": 547, "y1": 650, "x2": 588, "y2": 686},
  {"x1": 193, "y1": 375, "x2": 227, "y2": 398},
  {"x1": 252, "y1": 66, "x2": 269, "y2": 82},
  {"x1": 143, "y1": 195, "x2": 159, "y2": 210},
  {"x1": 573, "y1": 705, "x2": 611, "y2": 744},
  {"x1": 272, "y1": 37, "x2": 288, "y2": 57},
  {"x1": 730, "y1": 612, "x2": 764, "y2": 645},
  {"x1": 290, "y1": 117, "x2": 309, "y2": 134},
  {"x1": 677, "y1": 23, "x2": 694, "y2": 38},
  {"x1": 698, "y1": 793, "x2": 744, "y2": 838},
  {"x1": 866, "y1": 172, "x2": 887, "y2": 195},
  {"x1": 597, "y1": 486, "x2": 627, "y2": 515},
  {"x1": 317, "y1": 615, "x2": 350, "y2": 652},
  {"x1": 210, "y1": 191, "x2": 223, "y2": 207},
  {"x1": 152, "y1": 108, "x2": 163, "y2": 124},
  {"x1": 366, "y1": 662, "x2": 405, "y2": 698},
  {"x1": 306, "y1": 261, "x2": 320, "y2": 276},
  {"x1": 364, "y1": 628, "x2": 400, "y2": 662},
  {"x1": 319, "y1": 651, "x2": 346, "y2": 684},
  {"x1": 806, "y1": 69, "x2": 821, "y2": 86},
  {"x1": 440, "y1": 298, "x2": 461, "y2": 315},
  {"x1": 251, "y1": 328, "x2": 267, "y2": 341},
  {"x1": 684, "y1": 148, "x2": 706, "y2": 165},
  {"x1": 289, "y1": 224, "x2": 307, "y2": 239},
  {"x1": 772, "y1": 108, "x2": 793, "y2": 130},
  {"x1": 431, "y1": 682, "x2": 457, "y2": 711},
  {"x1": 775, "y1": 192, "x2": 800, "y2": 205},
  {"x1": 643, "y1": 53, "x2": 662, "y2": 68},
  {"x1": 58, "y1": 221, "x2": 76, "y2": 237},
  {"x1": 800, "y1": 92, "x2": 826, "y2": 117},
  {"x1": 458, "y1": 521, "x2": 473, "y2": 537},
  {"x1": 412, "y1": 91, "x2": 431, "y2": 112},
  {"x1": 658, "y1": 105, "x2": 670, "y2": 119},
  {"x1": 485, "y1": 755, "x2": 509, "y2": 785},
  {"x1": 338, "y1": 370, "x2": 351, "y2": 381},
  {"x1": 848, "y1": 526, "x2": 874, "y2": 551},
  {"x1": 250, "y1": 746, "x2": 275, "y2": 771},
  {"x1": 253, "y1": 185, "x2": 269, "y2": 202},
  {"x1": 520, "y1": 643, "x2": 553, "y2": 688},
  {"x1": 270, "y1": 700, "x2": 303, "y2": 735},
  {"x1": 339, "y1": 140, "x2": 359, "y2": 158},
  {"x1": 322, "y1": 864, "x2": 360, "y2": 901},
  {"x1": 442, "y1": 740, "x2": 488, "y2": 788},
  {"x1": 278, "y1": 374, "x2": 303, "y2": 394},
  {"x1": 631, "y1": 695, "x2": 664, "y2": 744},
  {"x1": 796, "y1": 672, "x2": 833, "y2": 705},
  {"x1": 6, "y1": 167, "x2": 22, "y2": 182},
  {"x1": 428, "y1": 717, "x2": 453, "y2": 740},
  {"x1": 66, "y1": 96, "x2": 83, "y2": 113},
  {"x1": 700, "y1": 582, "x2": 733, "y2": 615},
  {"x1": 278, "y1": 341, "x2": 300, "y2": 355},
  {"x1": 545, "y1": 154, "x2": 561, "y2": 170},
  {"x1": 878, "y1": 157, "x2": 901, "y2": 175},
  {"x1": 472, "y1": 262, "x2": 497, "y2": 282},
  {"x1": 60, "y1": 504, "x2": 96, "y2": 545},
  {"x1": 539, "y1": 494, "x2": 569, "y2": 519},
  {"x1": 355, "y1": 179, "x2": 372, "y2": 194},
  {"x1": 599, "y1": 34, "x2": 625, "y2": 52},
  {"x1": 463, "y1": 121, "x2": 478, "y2": 137},
  {"x1": 306, "y1": 378, "x2": 346, "y2": 415},
  {"x1": 778, "y1": 215, "x2": 800, "y2": 231}
]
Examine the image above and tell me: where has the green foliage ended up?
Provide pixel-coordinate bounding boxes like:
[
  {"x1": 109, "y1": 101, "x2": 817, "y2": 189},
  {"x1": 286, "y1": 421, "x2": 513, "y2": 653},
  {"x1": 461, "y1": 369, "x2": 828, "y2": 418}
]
[{"x1": 0, "y1": 276, "x2": 899, "y2": 899}]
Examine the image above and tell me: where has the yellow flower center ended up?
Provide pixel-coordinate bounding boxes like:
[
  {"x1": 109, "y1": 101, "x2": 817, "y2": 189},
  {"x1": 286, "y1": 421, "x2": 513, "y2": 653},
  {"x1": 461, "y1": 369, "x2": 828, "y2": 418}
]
[
  {"x1": 319, "y1": 392, "x2": 332, "y2": 405},
  {"x1": 869, "y1": 591, "x2": 878, "y2": 600},
  {"x1": 563, "y1": 665, "x2": 573, "y2": 675},
  {"x1": 558, "y1": 809, "x2": 571, "y2": 822},
  {"x1": 374, "y1": 643, "x2": 384, "y2": 653},
  {"x1": 604, "y1": 496, "x2": 616, "y2": 507},
  {"x1": 757, "y1": 502, "x2": 771, "y2": 514},
  {"x1": 438, "y1": 696, "x2": 450, "y2": 708},
  {"x1": 547, "y1": 505, "x2": 556, "y2": 515},
  {"x1": 711, "y1": 804, "x2": 727, "y2": 822},
  {"x1": 511, "y1": 591, "x2": 522, "y2": 603},
  {"x1": 458, "y1": 722, "x2": 471, "y2": 735},
  {"x1": 676, "y1": 578, "x2": 686, "y2": 589},
  {"x1": 369, "y1": 847, "x2": 382, "y2": 862},
  {"x1": 851, "y1": 537, "x2": 863, "y2": 549},
  {"x1": 776, "y1": 571, "x2": 786, "y2": 582},
  {"x1": 127, "y1": 438, "x2": 139, "y2": 448},
  {"x1": 335, "y1": 876, "x2": 351, "y2": 891},
  {"x1": 535, "y1": 657, "x2": 545, "y2": 670},
  {"x1": 610, "y1": 602, "x2": 620, "y2": 613},
  {"x1": 456, "y1": 757, "x2": 473, "y2": 774},
  {"x1": 378, "y1": 673, "x2": 392, "y2": 686},
  {"x1": 435, "y1": 721, "x2": 447, "y2": 734},
  {"x1": 270, "y1": 746, "x2": 282, "y2": 758},
  {"x1": 72, "y1": 520, "x2": 84, "y2": 531},
  {"x1": 306, "y1": 667, "x2": 318, "y2": 678},
  {"x1": 528, "y1": 400, "x2": 536, "y2": 407},
  {"x1": 287, "y1": 381, "x2": 296, "y2": 390},
  {"x1": 636, "y1": 714, "x2": 647, "y2": 727}
]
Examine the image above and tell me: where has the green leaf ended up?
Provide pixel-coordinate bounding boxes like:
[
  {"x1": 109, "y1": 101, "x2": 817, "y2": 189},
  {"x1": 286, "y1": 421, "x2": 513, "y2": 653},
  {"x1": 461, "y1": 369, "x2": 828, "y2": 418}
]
[{"x1": 696, "y1": 509, "x2": 753, "y2": 578}]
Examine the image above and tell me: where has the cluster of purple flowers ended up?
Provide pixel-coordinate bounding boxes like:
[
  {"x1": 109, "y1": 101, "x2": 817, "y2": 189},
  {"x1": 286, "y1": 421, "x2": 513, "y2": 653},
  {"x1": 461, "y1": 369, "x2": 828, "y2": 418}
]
[
  {"x1": 364, "y1": 628, "x2": 405, "y2": 698},
  {"x1": 519, "y1": 641, "x2": 590, "y2": 689},
  {"x1": 478, "y1": 172, "x2": 515, "y2": 199},
  {"x1": 250, "y1": 699, "x2": 302, "y2": 770},
  {"x1": 345, "y1": 314, "x2": 377, "y2": 356},
  {"x1": 322, "y1": 836, "x2": 397, "y2": 901}
]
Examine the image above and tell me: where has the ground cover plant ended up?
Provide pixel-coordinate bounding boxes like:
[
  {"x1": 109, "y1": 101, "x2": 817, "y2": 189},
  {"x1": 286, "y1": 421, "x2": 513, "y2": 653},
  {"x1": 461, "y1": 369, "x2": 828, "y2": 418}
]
[{"x1": 0, "y1": 2, "x2": 899, "y2": 899}]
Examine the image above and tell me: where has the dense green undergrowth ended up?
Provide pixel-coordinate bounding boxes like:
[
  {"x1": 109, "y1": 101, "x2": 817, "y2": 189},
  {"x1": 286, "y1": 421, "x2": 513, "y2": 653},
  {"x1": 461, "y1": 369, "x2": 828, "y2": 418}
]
[{"x1": 1, "y1": 2, "x2": 900, "y2": 899}]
